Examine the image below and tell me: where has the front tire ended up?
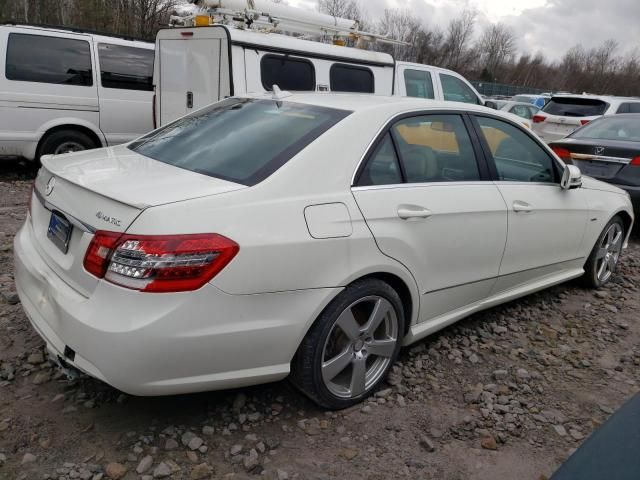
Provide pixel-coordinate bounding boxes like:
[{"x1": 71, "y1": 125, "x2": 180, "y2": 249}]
[
  {"x1": 583, "y1": 216, "x2": 625, "y2": 288},
  {"x1": 292, "y1": 278, "x2": 405, "y2": 409}
]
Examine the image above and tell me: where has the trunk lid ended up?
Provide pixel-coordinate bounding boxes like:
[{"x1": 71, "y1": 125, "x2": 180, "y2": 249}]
[
  {"x1": 31, "y1": 145, "x2": 244, "y2": 297},
  {"x1": 553, "y1": 139, "x2": 639, "y2": 180}
]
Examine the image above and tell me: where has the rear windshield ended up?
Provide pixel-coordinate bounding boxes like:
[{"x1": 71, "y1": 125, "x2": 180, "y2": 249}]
[
  {"x1": 572, "y1": 116, "x2": 640, "y2": 142},
  {"x1": 129, "y1": 98, "x2": 350, "y2": 185},
  {"x1": 542, "y1": 97, "x2": 608, "y2": 117}
]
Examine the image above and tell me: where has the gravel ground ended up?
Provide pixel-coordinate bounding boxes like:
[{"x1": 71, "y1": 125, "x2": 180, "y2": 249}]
[{"x1": 0, "y1": 158, "x2": 639, "y2": 480}]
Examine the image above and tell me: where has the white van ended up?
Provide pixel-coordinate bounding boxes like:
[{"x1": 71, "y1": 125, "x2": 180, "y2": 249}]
[
  {"x1": 0, "y1": 24, "x2": 154, "y2": 162},
  {"x1": 154, "y1": 25, "x2": 496, "y2": 127}
]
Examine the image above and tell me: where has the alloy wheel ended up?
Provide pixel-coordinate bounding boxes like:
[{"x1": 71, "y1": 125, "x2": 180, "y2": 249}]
[
  {"x1": 595, "y1": 222, "x2": 623, "y2": 283},
  {"x1": 321, "y1": 295, "x2": 398, "y2": 399}
]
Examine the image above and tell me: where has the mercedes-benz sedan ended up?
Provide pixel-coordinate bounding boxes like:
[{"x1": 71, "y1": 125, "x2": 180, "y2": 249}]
[{"x1": 15, "y1": 93, "x2": 634, "y2": 409}]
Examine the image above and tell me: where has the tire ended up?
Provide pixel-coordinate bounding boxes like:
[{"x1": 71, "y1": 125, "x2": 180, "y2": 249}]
[
  {"x1": 37, "y1": 130, "x2": 97, "y2": 161},
  {"x1": 291, "y1": 278, "x2": 405, "y2": 409},
  {"x1": 582, "y1": 215, "x2": 625, "y2": 289}
]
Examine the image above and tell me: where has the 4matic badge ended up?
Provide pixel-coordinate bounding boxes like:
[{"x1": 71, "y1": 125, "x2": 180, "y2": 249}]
[{"x1": 96, "y1": 211, "x2": 122, "y2": 227}]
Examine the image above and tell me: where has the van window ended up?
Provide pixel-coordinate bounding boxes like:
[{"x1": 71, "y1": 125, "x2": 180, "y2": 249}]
[
  {"x1": 5, "y1": 33, "x2": 92, "y2": 86},
  {"x1": 330, "y1": 64, "x2": 374, "y2": 93},
  {"x1": 130, "y1": 98, "x2": 350, "y2": 186},
  {"x1": 439, "y1": 74, "x2": 481, "y2": 104},
  {"x1": 261, "y1": 55, "x2": 315, "y2": 91},
  {"x1": 98, "y1": 44, "x2": 154, "y2": 91},
  {"x1": 403, "y1": 69, "x2": 434, "y2": 99}
]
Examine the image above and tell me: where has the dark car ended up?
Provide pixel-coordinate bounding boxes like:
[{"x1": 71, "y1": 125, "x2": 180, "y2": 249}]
[
  {"x1": 549, "y1": 114, "x2": 640, "y2": 213},
  {"x1": 551, "y1": 393, "x2": 640, "y2": 480}
]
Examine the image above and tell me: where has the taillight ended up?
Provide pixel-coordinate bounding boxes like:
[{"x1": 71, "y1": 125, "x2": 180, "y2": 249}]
[
  {"x1": 580, "y1": 119, "x2": 590, "y2": 126},
  {"x1": 532, "y1": 115, "x2": 546, "y2": 123},
  {"x1": 551, "y1": 146, "x2": 572, "y2": 162},
  {"x1": 631, "y1": 156, "x2": 640, "y2": 166},
  {"x1": 83, "y1": 232, "x2": 239, "y2": 293}
]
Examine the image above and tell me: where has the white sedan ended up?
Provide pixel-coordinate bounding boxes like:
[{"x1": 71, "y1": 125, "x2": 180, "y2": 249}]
[{"x1": 14, "y1": 93, "x2": 634, "y2": 409}]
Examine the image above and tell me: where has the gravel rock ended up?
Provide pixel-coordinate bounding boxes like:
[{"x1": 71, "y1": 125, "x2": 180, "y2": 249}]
[
  {"x1": 136, "y1": 456, "x2": 154, "y2": 474},
  {"x1": 481, "y1": 436, "x2": 498, "y2": 450},
  {"x1": 153, "y1": 462, "x2": 172, "y2": 478},
  {"x1": 21, "y1": 453, "x2": 37, "y2": 464},
  {"x1": 105, "y1": 462, "x2": 127, "y2": 479},
  {"x1": 165, "y1": 439, "x2": 179, "y2": 450},
  {"x1": 181, "y1": 431, "x2": 197, "y2": 447},
  {"x1": 188, "y1": 436, "x2": 204, "y2": 450},
  {"x1": 243, "y1": 449, "x2": 260, "y2": 471},
  {"x1": 190, "y1": 463, "x2": 212, "y2": 480}
]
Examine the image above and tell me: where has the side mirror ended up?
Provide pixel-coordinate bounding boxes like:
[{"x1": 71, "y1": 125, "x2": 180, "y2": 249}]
[
  {"x1": 484, "y1": 100, "x2": 498, "y2": 110},
  {"x1": 561, "y1": 164, "x2": 582, "y2": 190}
]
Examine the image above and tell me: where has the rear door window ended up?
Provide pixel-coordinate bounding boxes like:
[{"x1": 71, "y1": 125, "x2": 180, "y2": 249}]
[
  {"x1": 5, "y1": 33, "x2": 93, "y2": 86},
  {"x1": 439, "y1": 74, "x2": 481, "y2": 104},
  {"x1": 98, "y1": 43, "x2": 154, "y2": 91},
  {"x1": 330, "y1": 64, "x2": 374, "y2": 93},
  {"x1": 403, "y1": 69, "x2": 434, "y2": 99},
  {"x1": 357, "y1": 133, "x2": 403, "y2": 186},
  {"x1": 261, "y1": 55, "x2": 315, "y2": 91},
  {"x1": 130, "y1": 98, "x2": 350, "y2": 186},
  {"x1": 392, "y1": 115, "x2": 481, "y2": 182},
  {"x1": 542, "y1": 97, "x2": 608, "y2": 117}
]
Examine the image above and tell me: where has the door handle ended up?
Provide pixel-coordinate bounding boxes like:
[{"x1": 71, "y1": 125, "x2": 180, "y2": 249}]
[
  {"x1": 512, "y1": 200, "x2": 533, "y2": 213},
  {"x1": 397, "y1": 205, "x2": 433, "y2": 220},
  {"x1": 186, "y1": 91, "x2": 193, "y2": 109}
]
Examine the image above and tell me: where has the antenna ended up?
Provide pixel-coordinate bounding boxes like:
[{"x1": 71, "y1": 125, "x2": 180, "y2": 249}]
[
  {"x1": 271, "y1": 85, "x2": 292, "y2": 100},
  {"x1": 172, "y1": 0, "x2": 408, "y2": 46}
]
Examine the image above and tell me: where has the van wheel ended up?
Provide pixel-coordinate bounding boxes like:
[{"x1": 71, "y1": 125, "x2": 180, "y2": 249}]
[
  {"x1": 38, "y1": 130, "x2": 97, "y2": 160},
  {"x1": 291, "y1": 278, "x2": 404, "y2": 409}
]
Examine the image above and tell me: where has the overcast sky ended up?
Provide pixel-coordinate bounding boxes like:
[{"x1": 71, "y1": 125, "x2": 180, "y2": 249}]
[{"x1": 286, "y1": 0, "x2": 640, "y2": 61}]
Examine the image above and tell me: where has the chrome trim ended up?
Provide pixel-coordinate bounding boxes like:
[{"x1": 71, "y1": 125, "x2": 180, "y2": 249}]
[
  {"x1": 570, "y1": 153, "x2": 631, "y2": 165},
  {"x1": 352, "y1": 181, "x2": 493, "y2": 192},
  {"x1": 33, "y1": 188, "x2": 96, "y2": 234}
]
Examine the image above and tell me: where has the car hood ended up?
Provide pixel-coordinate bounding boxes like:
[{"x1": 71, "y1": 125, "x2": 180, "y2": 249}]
[
  {"x1": 41, "y1": 144, "x2": 246, "y2": 209},
  {"x1": 581, "y1": 175, "x2": 628, "y2": 195}
]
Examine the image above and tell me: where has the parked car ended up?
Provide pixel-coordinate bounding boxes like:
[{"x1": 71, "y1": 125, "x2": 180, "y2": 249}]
[
  {"x1": 551, "y1": 393, "x2": 640, "y2": 480},
  {"x1": 498, "y1": 101, "x2": 539, "y2": 121},
  {"x1": 511, "y1": 94, "x2": 550, "y2": 109},
  {"x1": 532, "y1": 94, "x2": 640, "y2": 143},
  {"x1": 549, "y1": 114, "x2": 640, "y2": 214},
  {"x1": 15, "y1": 93, "x2": 634, "y2": 408},
  {"x1": 153, "y1": 23, "x2": 496, "y2": 126},
  {"x1": 0, "y1": 24, "x2": 154, "y2": 162}
]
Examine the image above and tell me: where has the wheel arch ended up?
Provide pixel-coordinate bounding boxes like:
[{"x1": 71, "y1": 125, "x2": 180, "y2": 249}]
[{"x1": 35, "y1": 122, "x2": 106, "y2": 159}]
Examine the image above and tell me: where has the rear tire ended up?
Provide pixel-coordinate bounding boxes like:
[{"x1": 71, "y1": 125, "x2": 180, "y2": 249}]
[
  {"x1": 291, "y1": 278, "x2": 404, "y2": 409},
  {"x1": 37, "y1": 130, "x2": 97, "y2": 162},
  {"x1": 582, "y1": 215, "x2": 625, "y2": 288}
]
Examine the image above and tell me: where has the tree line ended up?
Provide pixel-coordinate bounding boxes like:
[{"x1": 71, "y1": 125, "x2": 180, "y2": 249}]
[
  {"x1": 0, "y1": 0, "x2": 177, "y2": 39},
  {"x1": 1, "y1": 0, "x2": 638, "y2": 97},
  {"x1": 320, "y1": 0, "x2": 640, "y2": 97}
]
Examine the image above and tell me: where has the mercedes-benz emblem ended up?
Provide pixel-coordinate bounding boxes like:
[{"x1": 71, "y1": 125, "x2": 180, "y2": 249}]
[
  {"x1": 594, "y1": 146, "x2": 605, "y2": 155},
  {"x1": 45, "y1": 177, "x2": 56, "y2": 196}
]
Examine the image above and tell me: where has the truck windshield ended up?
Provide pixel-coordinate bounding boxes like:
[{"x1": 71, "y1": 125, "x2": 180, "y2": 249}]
[{"x1": 130, "y1": 98, "x2": 350, "y2": 186}]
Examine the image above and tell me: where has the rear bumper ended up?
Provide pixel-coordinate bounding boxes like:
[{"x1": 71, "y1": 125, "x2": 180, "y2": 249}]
[{"x1": 14, "y1": 219, "x2": 340, "y2": 396}]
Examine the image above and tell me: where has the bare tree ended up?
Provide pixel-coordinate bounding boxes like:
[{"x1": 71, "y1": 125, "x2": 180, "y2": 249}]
[
  {"x1": 477, "y1": 23, "x2": 516, "y2": 80},
  {"x1": 442, "y1": 9, "x2": 476, "y2": 71}
]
